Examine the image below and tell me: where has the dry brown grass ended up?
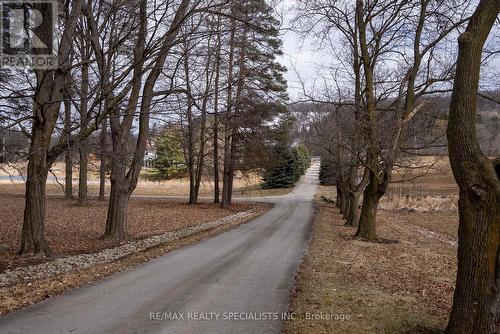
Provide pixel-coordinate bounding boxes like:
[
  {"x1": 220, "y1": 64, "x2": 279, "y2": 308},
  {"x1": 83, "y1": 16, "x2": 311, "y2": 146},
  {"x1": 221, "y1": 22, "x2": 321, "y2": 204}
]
[
  {"x1": 0, "y1": 166, "x2": 291, "y2": 197},
  {"x1": 0, "y1": 194, "x2": 270, "y2": 272},
  {"x1": 284, "y1": 186, "x2": 458, "y2": 334},
  {"x1": 378, "y1": 157, "x2": 459, "y2": 214},
  {"x1": 389, "y1": 156, "x2": 458, "y2": 196},
  {"x1": 0, "y1": 181, "x2": 291, "y2": 198},
  {"x1": 379, "y1": 194, "x2": 458, "y2": 213}
]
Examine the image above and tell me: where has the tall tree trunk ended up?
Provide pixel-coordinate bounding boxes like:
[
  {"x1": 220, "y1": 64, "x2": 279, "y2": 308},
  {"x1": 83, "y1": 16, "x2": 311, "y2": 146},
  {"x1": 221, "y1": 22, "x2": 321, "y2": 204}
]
[
  {"x1": 193, "y1": 131, "x2": 206, "y2": 203},
  {"x1": 213, "y1": 20, "x2": 222, "y2": 204},
  {"x1": 221, "y1": 15, "x2": 236, "y2": 209},
  {"x1": 346, "y1": 190, "x2": 362, "y2": 227},
  {"x1": 356, "y1": 164, "x2": 380, "y2": 241},
  {"x1": 445, "y1": 1, "x2": 500, "y2": 333},
  {"x1": 77, "y1": 60, "x2": 89, "y2": 206},
  {"x1": 342, "y1": 190, "x2": 350, "y2": 220},
  {"x1": 221, "y1": 124, "x2": 232, "y2": 208},
  {"x1": 103, "y1": 0, "x2": 147, "y2": 240},
  {"x1": 188, "y1": 168, "x2": 196, "y2": 204},
  {"x1": 344, "y1": 165, "x2": 357, "y2": 224},
  {"x1": 77, "y1": 144, "x2": 88, "y2": 206},
  {"x1": 193, "y1": 88, "x2": 210, "y2": 203},
  {"x1": 19, "y1": 0, "x2": 82, "y2": 256},
  {"x1": 98, "y1": 117, "x2": 107, "y2": 201},
  {"x1": 192, "y1": 37, "x2": 213, "y2": 204},
  {"x1": 341, "y1": 177, "x2": 349, "y2": 218},
  {"x1": 354, "y1": 0, "x2": 381, "y2": 241},
  {"x1": 186, "y1": 113, "x2": 196, "y2": 204},
  {"x1": 105, "y1": 165, "x2": 129, "y2": 241},
  {"x1": 213, "y1": 88, "x2": 220, "y2": 204},
  {"x1": 64, "y1": 96, "x2": 73, "y2": 199},
  {"x1": 336, "y1": 180, "x2": 343, "y2": 209},
  {"x1": 64, "y1": 153, "x2": 73, "y2": 198},
  {"x1": 336, "y1": 166, "x2": 346, "y2": 213},
  {"x1": 227, "y1": 135, "x2": 237, "y2": 203},
  {"x1": 224, "y1": 24, "x2": 248, "y2": 206},
  {"x1": 183, "y1": 49, "x2": 197, "y2": 205},
  {"x1": 213, "y1": 122, "x2": 220, "y2": 204},
  {"x1": 104, "y1": 0, "x2": 190, "y2": 239},
  {"x1": 105, "y1": 193, "x2": 129, "y2": 239},
  {"x1": 346, "y1": 166, "x2": 369, "y2": 227},
  {"x1": 344, "y1": 19, "x2": 364, "y2": 228},
  {"x1": 20, "y1": 125, "x2": 51, "y2": 256}
]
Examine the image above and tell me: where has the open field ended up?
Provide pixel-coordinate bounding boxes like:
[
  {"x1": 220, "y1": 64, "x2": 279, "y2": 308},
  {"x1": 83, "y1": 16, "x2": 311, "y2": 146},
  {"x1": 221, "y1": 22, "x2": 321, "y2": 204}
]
[
  {"x1": 388, "y1": 156, "x2": 458, "y2": 195},
  {"x1": 0, "y1": 195, "x2": 270, "y2": 272},
  {"x1": 0, "y1": 162, "x2": 291, "y2": 197},
  {"x1": 0, "y1": 181, "x2": 291, "y2": 197},
  {"x1": 381, "y1": 156, "x2": 458, "y2": 213}
]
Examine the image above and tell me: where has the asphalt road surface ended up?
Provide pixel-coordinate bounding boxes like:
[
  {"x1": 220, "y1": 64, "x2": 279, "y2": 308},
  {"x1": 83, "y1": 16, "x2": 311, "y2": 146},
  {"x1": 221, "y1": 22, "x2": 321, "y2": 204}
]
[{"x1": 0, "y1": 162, "x2": 320, "y2": 334}]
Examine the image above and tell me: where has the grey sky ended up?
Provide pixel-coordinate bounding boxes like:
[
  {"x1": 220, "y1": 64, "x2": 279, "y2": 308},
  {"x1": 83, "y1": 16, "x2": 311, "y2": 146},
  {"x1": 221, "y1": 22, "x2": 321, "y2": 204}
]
[
  {"x1": 275, "y1": 1, "x2": 500, "y2": 100},
  {"x1": 276, "y1": 0, "x2": 329, "y2": 99}
]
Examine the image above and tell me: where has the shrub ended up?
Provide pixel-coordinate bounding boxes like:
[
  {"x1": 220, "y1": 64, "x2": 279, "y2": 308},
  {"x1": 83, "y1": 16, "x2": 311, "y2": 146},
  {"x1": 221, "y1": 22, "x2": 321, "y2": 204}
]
[
  {"x1": 263, "y1": 144, "x2": 311, "y2": 189},
  {"x1": 149, "y1": 128, "x2": 188, "y2": 180}
]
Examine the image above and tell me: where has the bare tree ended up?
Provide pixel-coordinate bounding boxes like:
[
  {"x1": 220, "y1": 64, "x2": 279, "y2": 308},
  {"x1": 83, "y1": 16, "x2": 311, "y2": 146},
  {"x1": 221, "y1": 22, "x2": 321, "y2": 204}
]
[
  {"x1": 221, "y1": 10, "x2": 237, "y2": 208},
  {"x1": 63, "y1": 81, "x2": 74, "y2": 199},
  {"x1": 446, "y1": 0, "x2": 500, "y2": 332},
  {"x1": 20, "y1": 0, "x2": 83, "y2": 256},
  {"x1": 98, "y1": 117, "x2": 107, "y2": 201},
  {"x1": 212, "y1": 17, "x2": 223, "y2": 204},
  {"x1": 86, "y1": 0, "x2": 195, "y2": 240},
  {"x1": 76, "y1": 23, "x2": 92, "y2": 207},
  {"x1": 353, "y1": 0, "x2": 470, "y2": 240}
]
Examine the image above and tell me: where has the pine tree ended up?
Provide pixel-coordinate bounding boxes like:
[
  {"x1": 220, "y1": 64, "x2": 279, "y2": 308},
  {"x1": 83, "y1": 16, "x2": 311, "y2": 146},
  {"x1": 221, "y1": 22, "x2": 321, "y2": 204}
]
[
  {"x1": 152, "y1": 128, "x2": 188, "y2": 180},
  {"x1": 221, "y1": 0, "x2": 288, "y2": 204}
]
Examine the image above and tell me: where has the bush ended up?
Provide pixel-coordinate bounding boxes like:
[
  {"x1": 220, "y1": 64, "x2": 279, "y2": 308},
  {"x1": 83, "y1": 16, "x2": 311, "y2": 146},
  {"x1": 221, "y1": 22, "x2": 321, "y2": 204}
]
[
  {"x1": 263, "y1": 144, "x2": 311, "y2": 189},
  {"x1": 149, "y1": 128, "x2": 188, "y2": 180}
]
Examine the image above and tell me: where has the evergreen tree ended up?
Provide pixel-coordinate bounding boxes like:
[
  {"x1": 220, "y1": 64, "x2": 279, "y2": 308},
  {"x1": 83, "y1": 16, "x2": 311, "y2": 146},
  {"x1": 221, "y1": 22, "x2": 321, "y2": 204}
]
[
  {"x1": 221, "y1": 0, "x2": 289, "y2": 203},
  {"x1": 151, "y1": 128, "x2": 188, "y2": 180},
  {"x1": 263, "y1": 144, "x2": 311, "y2": 189}
]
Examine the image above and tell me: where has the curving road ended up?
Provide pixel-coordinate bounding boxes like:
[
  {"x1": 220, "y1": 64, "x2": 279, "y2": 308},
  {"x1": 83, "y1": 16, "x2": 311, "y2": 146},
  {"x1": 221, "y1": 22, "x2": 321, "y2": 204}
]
[{"x1": 0, "y1": 161, "x2": 319, "y2": 334}]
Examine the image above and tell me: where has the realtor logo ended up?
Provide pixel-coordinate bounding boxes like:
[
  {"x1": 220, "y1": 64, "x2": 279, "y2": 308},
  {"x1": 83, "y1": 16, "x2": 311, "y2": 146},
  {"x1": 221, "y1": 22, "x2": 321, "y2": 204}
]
[{"x1": 0, "y1": 0, "x2": 57, "y2": 68}]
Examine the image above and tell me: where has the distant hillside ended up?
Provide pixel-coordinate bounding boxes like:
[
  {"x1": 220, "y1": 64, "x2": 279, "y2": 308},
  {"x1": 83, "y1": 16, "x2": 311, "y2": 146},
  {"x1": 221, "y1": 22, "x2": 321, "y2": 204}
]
[{"x1": 290, "y1": 91, "x2": 500, "y2": 156}]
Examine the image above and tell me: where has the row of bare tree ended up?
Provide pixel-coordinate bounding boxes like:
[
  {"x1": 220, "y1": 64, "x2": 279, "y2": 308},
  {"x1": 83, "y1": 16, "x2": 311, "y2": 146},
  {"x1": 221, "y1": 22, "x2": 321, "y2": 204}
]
[
  {"x1": 293, "y1": 0, "x2": 499, "y2": 333},
  {"x1": 0, "y1": 0, "x2": 287, "y2": 256}
]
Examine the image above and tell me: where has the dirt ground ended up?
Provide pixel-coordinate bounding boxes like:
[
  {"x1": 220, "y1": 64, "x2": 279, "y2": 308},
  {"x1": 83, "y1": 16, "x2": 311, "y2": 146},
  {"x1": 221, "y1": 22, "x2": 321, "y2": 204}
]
[
  {"x1": 0, "y1": 195, "x2": 269, "y2": 272},
  {"x1": 283, "y1": 186, "x2": 458, "y2": 334}
]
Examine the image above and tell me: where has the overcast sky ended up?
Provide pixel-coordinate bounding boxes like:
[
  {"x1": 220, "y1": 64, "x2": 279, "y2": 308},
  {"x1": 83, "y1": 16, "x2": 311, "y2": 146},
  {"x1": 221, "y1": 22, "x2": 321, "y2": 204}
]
[
  {"x1": 275, "y1": 1, "x2": 500, "y2": 100},
  {"x1": 279, "y1": 32, "x2": 324, "y2": 99},
  {"x1": 275, "y1": 0, "x2": 329, "y2": 99}
]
